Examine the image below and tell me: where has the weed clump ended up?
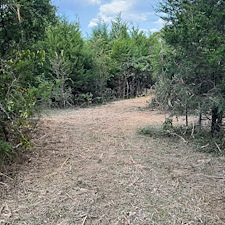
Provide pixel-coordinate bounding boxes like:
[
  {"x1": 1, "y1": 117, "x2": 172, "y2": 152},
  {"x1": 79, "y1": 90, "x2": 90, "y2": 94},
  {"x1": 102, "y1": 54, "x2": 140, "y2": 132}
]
[{"x1": 139, "y1": 118, "x2": 225, "y2": 155}]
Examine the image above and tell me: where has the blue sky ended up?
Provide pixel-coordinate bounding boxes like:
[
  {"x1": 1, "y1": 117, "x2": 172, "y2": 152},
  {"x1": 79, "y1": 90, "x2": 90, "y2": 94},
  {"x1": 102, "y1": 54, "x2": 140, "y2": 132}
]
[{"x1": 52, "y1": 0, "x2": 164, "y2": 37}]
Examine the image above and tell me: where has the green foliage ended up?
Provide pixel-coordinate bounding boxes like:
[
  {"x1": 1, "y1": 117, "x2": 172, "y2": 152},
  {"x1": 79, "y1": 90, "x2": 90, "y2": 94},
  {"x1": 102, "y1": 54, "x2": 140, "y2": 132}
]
[
  {"x1": 48, "y1": 51, "x2": 74, "y2": 108},
  {"x1": 153, "y1": 0, "x2": 225, "y2": 137},
  {"x1": 139, "y1": 117, "x2": 174, "y2": 138},
  {"x1": 0, "y1": 141, "x2": 13, "y2": 162},
  {"x1": 139, "y1": 126, "x2": 168, "y2": 138},
  {"x1": 75, "y1": 93, "x2": 93, "y2": 106},
  {"x1": 0, "y1": 50, "x2": 54, "y2": 162},
  {"x1": 0, "y1": 0, "x2": 58, "y2": 163},
  {"x1": 0, "y1": 0, "x2": 57, "y2": 55},
  {"x1": 162, "y1": 118, "x2": 173, "y2": 130},
  {"x1": 39, "y1": 15, "x2": 154, "y2": 103},
  {"x1": 110, "y1": 14, "x2": 129, "y2": 40},
  {"x1": 37, "y1": 19, "x2": 101, "y2": 101}
]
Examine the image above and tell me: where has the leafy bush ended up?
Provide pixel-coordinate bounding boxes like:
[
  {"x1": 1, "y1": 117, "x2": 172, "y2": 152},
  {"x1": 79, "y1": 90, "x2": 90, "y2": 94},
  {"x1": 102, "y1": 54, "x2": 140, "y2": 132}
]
[
  {"x1": 75, "y1": 93, "x2": 93, "y2": 106},
  {"x1": 0, "y1": 51, "x2": 54, "y2": 163}
]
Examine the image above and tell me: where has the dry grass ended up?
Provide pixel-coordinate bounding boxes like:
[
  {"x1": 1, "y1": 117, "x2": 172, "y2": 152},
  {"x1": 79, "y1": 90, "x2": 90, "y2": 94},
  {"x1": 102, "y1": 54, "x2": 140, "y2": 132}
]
[{"x1": 0, "y1": 95, "x2": 225, "y2": 224}]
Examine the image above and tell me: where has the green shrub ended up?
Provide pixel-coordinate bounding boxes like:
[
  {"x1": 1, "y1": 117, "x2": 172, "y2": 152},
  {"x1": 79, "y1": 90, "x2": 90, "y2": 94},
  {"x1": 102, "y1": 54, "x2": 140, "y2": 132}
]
[{"x1": 0, "y1": 141, "x2": 14, "y2": 162}]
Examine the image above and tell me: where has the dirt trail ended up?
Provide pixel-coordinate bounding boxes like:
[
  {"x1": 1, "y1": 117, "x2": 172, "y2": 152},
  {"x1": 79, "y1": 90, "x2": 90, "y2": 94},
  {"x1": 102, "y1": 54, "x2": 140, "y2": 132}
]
[{"x1": 0, "y1": 96, "x2": 225, "y2": 225}]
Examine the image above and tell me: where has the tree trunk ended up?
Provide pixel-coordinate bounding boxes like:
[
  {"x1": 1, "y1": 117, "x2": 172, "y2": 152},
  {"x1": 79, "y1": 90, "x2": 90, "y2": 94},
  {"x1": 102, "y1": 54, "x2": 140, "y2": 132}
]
[
  {"x1": 0, "y1": 121, "x2": 9, "y2": 142},
  {"x1": 126, "y1": 80, "x2": 129, "y2": 98},
  {"x1": 198, "y1": 103, "x2": 202, "y2": 129},
  {"x1": 211, "y1": 107, "x2": 223, "y2": 135},
  {"x1": 185, "y1": 106, "x2": 188, "y2": 127},
  {"x1": 198, "y1": 112, "x2": 202, "y2": 129}
]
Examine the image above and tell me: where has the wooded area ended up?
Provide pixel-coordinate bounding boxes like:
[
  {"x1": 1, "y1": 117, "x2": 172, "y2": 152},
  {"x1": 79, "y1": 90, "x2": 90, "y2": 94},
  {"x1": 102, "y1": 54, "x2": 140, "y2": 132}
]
[{"x1": 0, "y1": 0, "x2": 224, "y2": 162}]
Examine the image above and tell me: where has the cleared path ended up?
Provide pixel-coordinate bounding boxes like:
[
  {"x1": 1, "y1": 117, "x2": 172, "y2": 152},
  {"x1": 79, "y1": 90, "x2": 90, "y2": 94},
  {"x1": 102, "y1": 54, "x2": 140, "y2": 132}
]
[{"x1": 0, "y1": 96, "x2": 224, "y2": 224}]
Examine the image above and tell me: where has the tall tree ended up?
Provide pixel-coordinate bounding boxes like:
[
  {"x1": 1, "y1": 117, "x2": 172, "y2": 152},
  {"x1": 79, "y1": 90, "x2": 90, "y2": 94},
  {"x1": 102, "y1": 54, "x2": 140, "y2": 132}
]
[
  {"x1": 158, "y1": 0, "x2": 225, "y2": 134},
  {"x1": 89, "y1": 22, "x2": 112, "y2": 99}
]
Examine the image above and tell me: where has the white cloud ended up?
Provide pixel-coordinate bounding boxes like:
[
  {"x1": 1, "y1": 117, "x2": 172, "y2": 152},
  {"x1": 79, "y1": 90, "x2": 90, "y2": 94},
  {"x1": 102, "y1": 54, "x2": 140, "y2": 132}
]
[
  {"x1": 88, "y1": 18, "x2": 101, "y2": 27},
  {"x1": 149, "y1": 28, "x2": 159, "y2": 33},
  {"x1": 88, "y1": 0, "x2": 153, "y2": 27},
  {"x1": 54, "y1": 0, "x2": 101, "y2": 7},
  {"x1": 154, "y1": 18, "x2": 165, "y2": 26},
  {"x1": 148, "y1": 18, "x2": 165, "y2": 33},
  {"x1": 100, "y1": 0, "x2": 133, "y2": 15},
  {"x1": 87, "y1": 0, "x2": 101, "y2": 4}
]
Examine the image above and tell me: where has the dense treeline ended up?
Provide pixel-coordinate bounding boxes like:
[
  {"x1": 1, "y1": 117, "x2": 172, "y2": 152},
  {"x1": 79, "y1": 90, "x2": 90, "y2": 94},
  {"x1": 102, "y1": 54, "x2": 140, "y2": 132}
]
[
  {"x1": 0, "y1": 1, "x2": 153, "y2": 161},
  {"x1": 151, "y1": 0, "x2": 225, "y2": 151}
]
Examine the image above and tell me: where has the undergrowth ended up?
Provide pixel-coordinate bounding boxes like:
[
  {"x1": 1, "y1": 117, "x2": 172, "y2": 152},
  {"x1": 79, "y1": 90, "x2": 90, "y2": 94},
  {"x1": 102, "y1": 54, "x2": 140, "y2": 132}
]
[
  {"x1": 0, "y1": 141, "x2": 14, "y2": 163},
  {"x1": 139, "y1": 118, "x2": 225, "y2": 155}
]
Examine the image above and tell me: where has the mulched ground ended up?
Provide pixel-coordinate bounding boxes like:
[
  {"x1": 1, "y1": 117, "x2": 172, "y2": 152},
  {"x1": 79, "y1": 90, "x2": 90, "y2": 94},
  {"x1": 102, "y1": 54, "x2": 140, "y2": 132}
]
[{"x1": 0, "y1": 96, "x2": 225, "y2": 225}]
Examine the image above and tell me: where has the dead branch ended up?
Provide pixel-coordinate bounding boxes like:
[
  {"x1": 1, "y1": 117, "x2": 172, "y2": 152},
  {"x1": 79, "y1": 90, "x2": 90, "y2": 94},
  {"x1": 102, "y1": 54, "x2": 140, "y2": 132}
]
[
  {"x1": 0, "y1": 203, "x2": 12, "y2": 218},
  {"x1": 0, "y1": 182, "x2": 9, "y2": 188},
  {"x1": 166, "y1": 130, "x2": 187, "y2": 143},
  {"x1": 60, "y1": 157, "x2": 70, "y2": 169},
  {"x1": 197, "y1": 173, "x2": 225, "y2": 180},
  {"x1": 191, "y1": 121, "x2": 195, "y2": 137},
  {"x1": 201, "y1": 143, "x2": 209, "y2": 149},
  {"x1": 130, "y1": 157, "x2": 145, "y2": 168},
  {"x1": 0, "y1": 172, "x2": 13, "y2": 180},
  {"x1": 0, "y1": 102, "x2": 11, "y2": 120},
  {"x1": 81, "y1": 215, "x2": 87, "y2": 225},
  {"x1": 214, "y1": 142, "x2": 222, "y2": 152},
  {"x1": 45, "y1": 157, "x2": 70, "y2": 177},
  {"x1": 126, "y1": 177, "x2": 141, "y2": 188},
  {"x1": 99, "y1": 153, "x2": 104, "y2": 160}
]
